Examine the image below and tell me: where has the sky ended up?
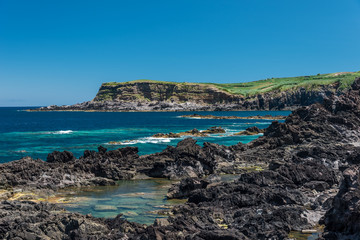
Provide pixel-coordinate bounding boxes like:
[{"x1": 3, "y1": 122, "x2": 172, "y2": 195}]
[{"x1": 0, "y1": 0, "x2": 359, "y2": 106}]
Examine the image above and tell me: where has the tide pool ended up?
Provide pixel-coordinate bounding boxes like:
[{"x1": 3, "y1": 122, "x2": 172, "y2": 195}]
[
  {"x1": 60, "y1": 175, "x2": 241, "y2": 225},
  {"x1": 61, "y1": 179, "x2": 178, "y2": 225}
]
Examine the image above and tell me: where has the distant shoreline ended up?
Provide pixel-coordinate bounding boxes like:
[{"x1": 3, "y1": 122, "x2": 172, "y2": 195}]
[{"x1": 25, "y1": 108, "x2": 294, "y2": 113}]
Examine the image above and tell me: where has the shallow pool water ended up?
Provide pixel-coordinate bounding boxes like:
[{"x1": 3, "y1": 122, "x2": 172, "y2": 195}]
[
  {"x1": 62, "y1": 179, "x2": 184, "y2": 225},
  {"x1": 288, "y1": 231, "x2": 321, "y2": 240},
  {"x1": 61, "y1": 175, "x2": 241, "y2": 225}
]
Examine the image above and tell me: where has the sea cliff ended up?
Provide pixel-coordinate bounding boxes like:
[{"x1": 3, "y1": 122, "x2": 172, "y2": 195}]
[{"x1": 33, "y1": 72, "x2": 360, "y2": 111}]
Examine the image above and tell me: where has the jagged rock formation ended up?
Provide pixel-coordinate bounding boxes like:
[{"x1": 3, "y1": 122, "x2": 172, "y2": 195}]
[
  {"x1": 1, "y1": 78, "x2": 360, "y2": 239},
  {"x1": 33, "y1": 80, "x2": 344, "y2": 111},
  {"x1": 151, "y1": 126, "x2": 226, "y2": 139},
  {"x1": 0, "y1": 200, "x2": 145, "y2": 240}
]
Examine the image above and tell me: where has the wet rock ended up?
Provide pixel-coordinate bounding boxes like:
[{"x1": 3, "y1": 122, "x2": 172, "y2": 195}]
[
  {"x1": 233, "y1": 126, "x2": 265, "y2": 136},
  {"x1": 201, "y1": 126, "x2": 226, "y2": 134}
]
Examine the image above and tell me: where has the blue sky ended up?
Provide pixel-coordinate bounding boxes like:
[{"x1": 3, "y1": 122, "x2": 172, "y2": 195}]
[{"x1": 0, "y1": 0, "x2": 359, "y2": 106}]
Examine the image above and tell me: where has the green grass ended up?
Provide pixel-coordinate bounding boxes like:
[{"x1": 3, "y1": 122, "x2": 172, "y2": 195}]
[
  {"x1": 101, "y1": 71, "x2": 360, "y2": 97},
  {"x1": 214, "y1": 71, "x2": 360, "y2": 96}
]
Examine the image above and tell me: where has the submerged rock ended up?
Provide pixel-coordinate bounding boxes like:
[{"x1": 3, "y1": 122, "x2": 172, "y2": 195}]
[{"x1": 94, "y1": 205, "x2": 118, "y2": 211}]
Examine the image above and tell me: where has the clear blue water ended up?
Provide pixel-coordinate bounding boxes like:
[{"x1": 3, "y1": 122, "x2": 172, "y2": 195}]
[
  {"x1": 61, "y1": 179, "x2": 183, "y2": 224},
  {"x1": 62, "y1": 175, "x2": 240, "y2": 225},
  {"x1": 0, "y1": 107, "x2": 290, "y2": 163}
]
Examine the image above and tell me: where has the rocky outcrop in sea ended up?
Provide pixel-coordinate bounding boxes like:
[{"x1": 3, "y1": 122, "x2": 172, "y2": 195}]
[{"x1": 1, "y1": 78, "x2": 360, "y2": 239}]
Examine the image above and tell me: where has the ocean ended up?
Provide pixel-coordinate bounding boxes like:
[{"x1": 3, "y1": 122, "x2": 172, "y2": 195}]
[{"x1": 0, "y1": 107, "x2": 290, "y2": 163}]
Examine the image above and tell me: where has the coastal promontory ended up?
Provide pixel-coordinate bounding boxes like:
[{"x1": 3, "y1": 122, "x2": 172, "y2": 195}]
[{"x1": 32, "y1": 72, "x2": 360, "y2": 112}]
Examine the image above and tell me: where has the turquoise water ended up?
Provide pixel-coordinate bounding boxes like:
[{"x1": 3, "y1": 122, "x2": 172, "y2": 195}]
[
  {"x1": 62, "y1": 176, "x2": 241, "y2": 225},
  {"x1": 0, "y1": 107, "x2": 290, "y2": 163},
  {"x1": 61, "y1": 179, "x2": 181, "y2": 224}
]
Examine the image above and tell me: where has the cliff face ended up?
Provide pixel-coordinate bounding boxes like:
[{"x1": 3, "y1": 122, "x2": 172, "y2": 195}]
[
  {"x1": 35, "y1": 80, "x2": 348, "y2": 112},
  {"x1": 93, "y1": 82, "x2": 240, "y2": 104},
  {"x1": 241, "y1": 84, "x2": 339, "y2": 110}
]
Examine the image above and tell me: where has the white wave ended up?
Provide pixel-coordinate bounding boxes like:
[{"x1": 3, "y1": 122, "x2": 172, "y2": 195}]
[
  {"x1": 106, "y1": 137, "x2": 174, "y2": 146},
  {"x1": 234, "y1": 133, "x2": 264, "y2": 137},
  {"x1": 45, "y1": 130, "x2": 74, "y2": 135},
  {"x1": 145, "y1": 137, "x2": 173, "y2": 142},
  {"x1": 186, "y1": 117, "x2": 202, "y2": 119},
  {"x1": 231, "y1": 122, "x2": 270, "y2": 125},
  {"x1": 14, "y1": 150, "x2": 27, "y2": 153}
]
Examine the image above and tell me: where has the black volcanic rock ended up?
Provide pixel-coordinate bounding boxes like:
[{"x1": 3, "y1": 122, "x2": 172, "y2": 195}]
[
  {"x1": 47, "y1": 150, "x2": 76, "y2": 163},
  {"x1": 167, "y1": 177, "x2": 210, "y2": 199},
  {"x1": 0, "y1": 200, "x2": 146, "y2": 240},
  {"x1": 1, "y1": 77, "x2": 360, "y2": 239},
  {"x1": 320, "y1": 165, "x2": 360, "y2": 239}
]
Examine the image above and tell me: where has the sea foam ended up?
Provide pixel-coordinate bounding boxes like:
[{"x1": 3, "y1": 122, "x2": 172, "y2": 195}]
[
  {"x1": 45, "y1": 130, "x2": 74, "y2": 135},
  {"x1": 106, "y1": 137, "x2": 173, "y2": 146}
]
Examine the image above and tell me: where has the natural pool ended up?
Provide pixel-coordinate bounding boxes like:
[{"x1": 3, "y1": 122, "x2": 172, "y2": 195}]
[
  {"x1": 288, "y1": 231, "x2": 321, "y2": 240},
  {"x1": 60, "y1": 175, "x2": 241, "y2": 225},
  {"x1": 61, "y1": 178, "x2": 184, "y2": 225}
]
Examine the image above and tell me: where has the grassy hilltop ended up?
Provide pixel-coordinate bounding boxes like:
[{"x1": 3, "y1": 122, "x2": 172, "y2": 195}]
[
  {"x1": 102, "y1": 71, "x2": 360, "y2": 97},
  {"x1": 214, "y1": 71, "x2": 360, "y2": 96}
]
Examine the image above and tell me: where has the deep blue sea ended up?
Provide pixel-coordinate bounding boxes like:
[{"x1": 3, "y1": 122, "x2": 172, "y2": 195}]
[{"x1": 0, "y1": 107, "x2": 290, "y2": 163}]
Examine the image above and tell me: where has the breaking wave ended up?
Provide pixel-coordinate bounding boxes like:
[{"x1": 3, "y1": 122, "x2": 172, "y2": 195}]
[{"x1": 44, "y1": 130, "x2": 74, "y2": 135}]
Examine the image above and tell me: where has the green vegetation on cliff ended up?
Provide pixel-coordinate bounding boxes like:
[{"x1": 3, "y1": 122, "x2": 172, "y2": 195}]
[
  {"x1": 214, "y1": 71, "x2": 360, "y2": 96},
  {"x1": 95, "y1": 71, "x2": 360, "y2": 101}
]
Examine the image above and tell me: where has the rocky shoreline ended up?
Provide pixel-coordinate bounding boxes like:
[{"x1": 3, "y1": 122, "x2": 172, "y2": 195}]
[
  {"x1": 1, "y1": 78, "x2": 360, "y2": 239},
  {"x1": 180, "y1": 113, "x2": 287, "y2": 120}
]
